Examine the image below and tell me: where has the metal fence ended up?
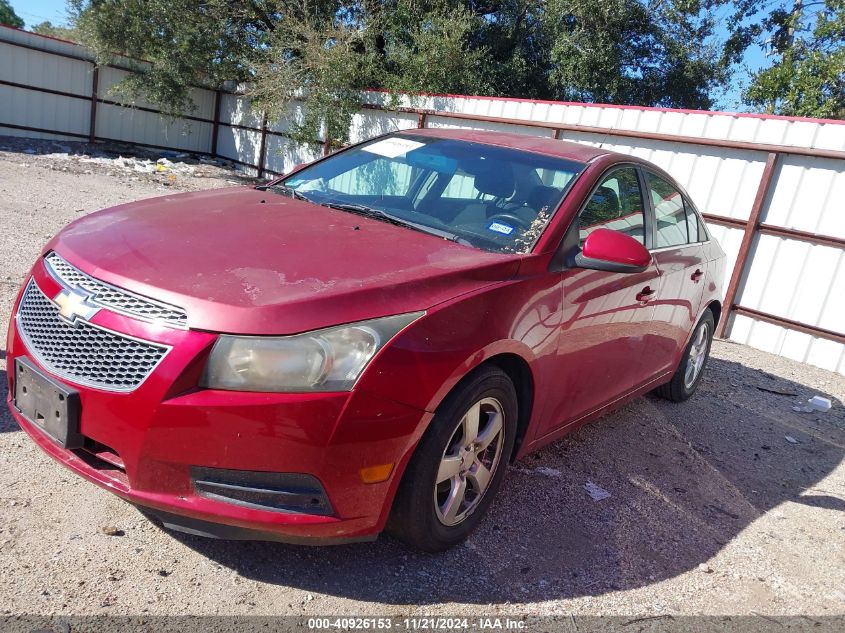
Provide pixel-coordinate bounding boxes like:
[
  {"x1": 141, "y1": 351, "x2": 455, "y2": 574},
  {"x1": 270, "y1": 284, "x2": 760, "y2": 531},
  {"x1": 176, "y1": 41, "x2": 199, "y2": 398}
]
[{"x1": 1, "y1": 25, "x2": 843, "y2": 375}]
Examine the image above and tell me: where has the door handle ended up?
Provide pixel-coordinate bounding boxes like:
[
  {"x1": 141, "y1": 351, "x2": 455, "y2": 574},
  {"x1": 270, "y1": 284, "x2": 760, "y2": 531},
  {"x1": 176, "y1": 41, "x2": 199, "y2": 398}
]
[
  {"x1": 691, "y1": 269, "x2": 704, "y2": 282},
  {"x1": 636, "y1": 286, "x2": 656, "y2": 302}
]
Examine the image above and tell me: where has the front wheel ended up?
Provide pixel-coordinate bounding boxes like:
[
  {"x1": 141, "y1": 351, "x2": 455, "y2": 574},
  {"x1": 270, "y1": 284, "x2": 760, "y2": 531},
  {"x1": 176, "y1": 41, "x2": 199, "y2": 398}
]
[
  {"x1": 387, "y1": 366, "x2": 517, "y2": 552},
  {"x1": 654, "y1": 309, "x2": 715, "y2": 402}
]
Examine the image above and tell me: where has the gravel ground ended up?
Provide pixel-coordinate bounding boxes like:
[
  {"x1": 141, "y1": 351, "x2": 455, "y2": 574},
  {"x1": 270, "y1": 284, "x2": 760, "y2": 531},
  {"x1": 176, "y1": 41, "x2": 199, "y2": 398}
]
[{"x1": 0, "y1": 138, "x2": 843, "y2": 618}]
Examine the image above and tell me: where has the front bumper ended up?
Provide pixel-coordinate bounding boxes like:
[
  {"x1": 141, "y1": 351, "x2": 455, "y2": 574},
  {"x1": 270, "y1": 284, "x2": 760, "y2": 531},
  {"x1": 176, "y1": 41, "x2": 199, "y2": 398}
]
[{"x1": 6, "y1": 263, "x2": 430, "y2": 544}]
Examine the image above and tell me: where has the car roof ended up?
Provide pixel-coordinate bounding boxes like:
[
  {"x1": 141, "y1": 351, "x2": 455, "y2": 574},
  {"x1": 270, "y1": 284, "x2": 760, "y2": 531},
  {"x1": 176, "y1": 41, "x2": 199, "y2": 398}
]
[{"x1": 403, "y1": 127, "x2": 611, "y2": 164}]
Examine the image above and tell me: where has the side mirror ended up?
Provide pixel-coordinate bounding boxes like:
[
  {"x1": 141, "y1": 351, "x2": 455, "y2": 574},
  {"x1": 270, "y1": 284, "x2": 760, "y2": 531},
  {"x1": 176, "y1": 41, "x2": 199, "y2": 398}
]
[{"x1": 574, "y1": 228, "x2": 651, "y2": 273}]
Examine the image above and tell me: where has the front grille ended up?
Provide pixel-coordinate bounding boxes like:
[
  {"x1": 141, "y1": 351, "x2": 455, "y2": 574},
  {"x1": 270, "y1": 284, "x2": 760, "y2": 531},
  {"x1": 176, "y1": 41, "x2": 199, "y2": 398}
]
[
  {"x1": 16, "y1": 280, "x2": 170, "y2": 392},
  {"x1": 44, "y1": 252, "x2": 188, "y2": 328}
]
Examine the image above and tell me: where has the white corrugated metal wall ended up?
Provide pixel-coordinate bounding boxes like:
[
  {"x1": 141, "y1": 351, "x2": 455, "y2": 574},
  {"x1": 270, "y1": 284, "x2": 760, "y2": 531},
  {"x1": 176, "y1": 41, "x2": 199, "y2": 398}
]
[{"x1": 1, "y1": 26, "x2": 843, "y2": 374}]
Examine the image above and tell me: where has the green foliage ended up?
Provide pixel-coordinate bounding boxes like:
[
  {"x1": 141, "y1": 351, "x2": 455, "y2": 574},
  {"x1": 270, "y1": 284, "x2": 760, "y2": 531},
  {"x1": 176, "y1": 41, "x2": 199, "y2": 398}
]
[
  {"x1": 741, "y1": 1, "x2": 845, "y2": 118},
  {"x1": 71, "y1": 0, "x2": 272, "y2": 116},
  {"x1": 67, "y1": 0, "x2": 844, "y2": 148},
  {"x1": 0, "y1": 0, "x2": 24, "y2": 28},
  {"x1": 544, "y1": 0, "x2": 729, "y2": 109},
  {"x1": 30, "y1": 21, "x2": 81, "y2": 42},
  {"x1": 380, "y1": 2, "x2": 488, "y2": 96}
]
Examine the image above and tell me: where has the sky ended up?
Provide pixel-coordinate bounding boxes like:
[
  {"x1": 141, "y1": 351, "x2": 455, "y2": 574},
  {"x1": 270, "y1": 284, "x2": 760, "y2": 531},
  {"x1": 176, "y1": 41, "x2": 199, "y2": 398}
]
[
  {"x1": 11, "y1": 0, "x2": 69, "y2": 27},
  {"x1": 10, "y1": 0, "x2": 770, "y2": 112}
]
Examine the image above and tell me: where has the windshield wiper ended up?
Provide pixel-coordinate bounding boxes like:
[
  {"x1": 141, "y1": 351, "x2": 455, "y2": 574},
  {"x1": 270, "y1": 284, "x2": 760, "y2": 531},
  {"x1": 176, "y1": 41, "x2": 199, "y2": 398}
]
[
  {"x1": 255, "y1": 183, "x2": 310, "y2": 201},
  {"x1": 320, "y1": 202, "x2": 469, "y2": 245}
]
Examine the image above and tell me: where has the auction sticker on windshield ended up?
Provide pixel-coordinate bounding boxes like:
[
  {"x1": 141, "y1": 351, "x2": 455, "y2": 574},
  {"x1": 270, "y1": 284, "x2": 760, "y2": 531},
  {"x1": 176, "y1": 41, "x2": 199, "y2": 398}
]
[{"x1": 362, "y1": 137, "x2": 426, "y2": 158}]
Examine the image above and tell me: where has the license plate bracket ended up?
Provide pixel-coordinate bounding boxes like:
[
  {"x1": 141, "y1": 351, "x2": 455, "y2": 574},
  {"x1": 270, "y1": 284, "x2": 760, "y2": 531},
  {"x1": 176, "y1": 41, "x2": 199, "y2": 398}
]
[{"x1": 13, "y1": 357, "x2": 83, "y2": 449}]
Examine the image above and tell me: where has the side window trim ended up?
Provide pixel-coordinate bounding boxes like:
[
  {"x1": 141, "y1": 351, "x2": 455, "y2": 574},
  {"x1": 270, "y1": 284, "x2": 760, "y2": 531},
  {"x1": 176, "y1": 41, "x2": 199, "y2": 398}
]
[
  {"x1": 682, "y1": 195, "x2": 711, "y2": 244},
  {"x1": 636, "y1": 165, "x2": 657, "y2": 251}
]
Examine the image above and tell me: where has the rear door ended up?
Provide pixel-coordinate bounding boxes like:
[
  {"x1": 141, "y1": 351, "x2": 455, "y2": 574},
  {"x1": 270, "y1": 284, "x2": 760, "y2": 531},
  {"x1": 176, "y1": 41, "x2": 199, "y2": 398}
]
[{"x1": 644, "y1": 170, "x2": 710, "y2": 374}]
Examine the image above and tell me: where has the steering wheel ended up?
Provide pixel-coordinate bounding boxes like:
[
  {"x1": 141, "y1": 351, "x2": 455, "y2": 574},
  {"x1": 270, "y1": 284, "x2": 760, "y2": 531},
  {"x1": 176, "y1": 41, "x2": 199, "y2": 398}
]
[{"x1": 487, "y1": 212, "x2": 532, "y2": 230}]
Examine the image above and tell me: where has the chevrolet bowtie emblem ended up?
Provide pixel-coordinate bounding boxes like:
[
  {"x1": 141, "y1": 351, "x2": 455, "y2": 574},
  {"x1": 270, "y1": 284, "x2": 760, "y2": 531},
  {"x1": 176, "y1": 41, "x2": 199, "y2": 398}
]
[{"x1": 54, "y1": 287, "x2": 100, "y2": 323}]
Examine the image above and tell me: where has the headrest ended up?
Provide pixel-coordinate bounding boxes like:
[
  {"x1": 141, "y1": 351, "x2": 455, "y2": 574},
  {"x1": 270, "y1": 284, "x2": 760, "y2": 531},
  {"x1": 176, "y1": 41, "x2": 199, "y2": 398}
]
[
  {"x1": 474, "y1": 165, "x2": 515, "y2": 198},
  {"x1": 527, "y1": 185, "x2": 562, "y2": 211}
]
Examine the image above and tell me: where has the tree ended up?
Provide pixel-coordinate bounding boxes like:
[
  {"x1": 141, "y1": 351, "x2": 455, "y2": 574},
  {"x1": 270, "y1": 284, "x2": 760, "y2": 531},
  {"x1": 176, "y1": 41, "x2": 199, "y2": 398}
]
[
  {"x1": 0, "y1": 0, "x2": 24, "y2": 28},
  {"x1": 30, "y1": 20, "x2": 81, "y2": 42},
  {"x1": 70, "y1": 0, "x2": 793, "y2": 148},
  {"x1": 71, "y1": 0, "x2": 274, "y2": 116},
  {"x1": 542, "y1": 0, "x2": 732, "y2": 109},
  {"x1": 739, "y1": 0, "x2": 845, "y2": 118}
]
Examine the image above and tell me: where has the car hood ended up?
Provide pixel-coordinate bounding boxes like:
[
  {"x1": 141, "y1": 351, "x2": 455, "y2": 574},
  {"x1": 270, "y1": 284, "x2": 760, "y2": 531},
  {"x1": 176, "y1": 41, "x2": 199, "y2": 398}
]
[{"x1": 47, "y1": 187, "x2": 521, "y2": 334}]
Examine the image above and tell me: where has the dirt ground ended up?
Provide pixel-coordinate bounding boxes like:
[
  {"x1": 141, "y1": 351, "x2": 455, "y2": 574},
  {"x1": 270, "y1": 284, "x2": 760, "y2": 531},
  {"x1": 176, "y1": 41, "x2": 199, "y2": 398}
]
[{"x1": 0, "y1": 137, "x2": 843, "y2": 619}]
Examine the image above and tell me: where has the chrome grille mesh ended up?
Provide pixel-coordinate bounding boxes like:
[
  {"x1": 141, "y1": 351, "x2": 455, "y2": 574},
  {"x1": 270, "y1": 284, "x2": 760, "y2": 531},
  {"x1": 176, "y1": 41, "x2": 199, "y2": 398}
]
[
  {"x1": 44, "y1": 252, "x2": 187, "y2": 328},
  {"x1": 16, "y1": 281, "x2": 170, "y2": 392}
]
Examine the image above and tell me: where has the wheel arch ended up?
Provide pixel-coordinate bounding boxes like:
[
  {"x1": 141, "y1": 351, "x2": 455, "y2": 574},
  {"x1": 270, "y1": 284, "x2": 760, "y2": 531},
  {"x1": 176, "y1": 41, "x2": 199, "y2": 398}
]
[
  {"x1": 483, "y1": 353, "x2": 535, "y2": 461},
  {"x1": 417, "y1": 349, "x2": 536, "y2": 463},
  {"x1": 705, "y1": 299, "x2": 722, "y2": 328}
]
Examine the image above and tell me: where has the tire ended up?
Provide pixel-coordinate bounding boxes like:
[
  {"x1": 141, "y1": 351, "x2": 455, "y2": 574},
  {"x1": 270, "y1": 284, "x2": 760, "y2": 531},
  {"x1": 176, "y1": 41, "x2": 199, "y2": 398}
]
[
  {"x1": 387, "y1": 366, "x2": 518, "y2": 552},
  {"x1": 654, "y1": 309, "x2": 715, "y2": 402}
]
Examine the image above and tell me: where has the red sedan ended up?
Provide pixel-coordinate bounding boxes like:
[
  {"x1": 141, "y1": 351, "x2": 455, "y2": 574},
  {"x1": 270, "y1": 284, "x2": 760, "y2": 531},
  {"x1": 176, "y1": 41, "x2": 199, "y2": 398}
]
[{"x1": 6, "y1": 129, "x2": 725, "y2": 551}]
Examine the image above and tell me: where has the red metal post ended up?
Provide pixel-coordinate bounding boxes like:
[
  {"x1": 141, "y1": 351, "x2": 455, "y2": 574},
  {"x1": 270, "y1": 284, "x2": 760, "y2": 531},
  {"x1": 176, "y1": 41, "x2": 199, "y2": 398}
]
[
  {"x1": 758, "y1": 224, "x2": 845, "y2": 250},
  {"x1": 716, "y1": 152, "x2": 779, "y2": 338},
  {"x1": 88, "y1": 66, "x2": 99, "y2": 143},
  {"x1": 732, "y1": 306, "x2": 845, "y2": 345},
  {"x1": 210, "y1": 90, "x2": 221, "y2": 157},
  {"x1": 257, "y1": 113, "x2": 268, "y2": 178}
]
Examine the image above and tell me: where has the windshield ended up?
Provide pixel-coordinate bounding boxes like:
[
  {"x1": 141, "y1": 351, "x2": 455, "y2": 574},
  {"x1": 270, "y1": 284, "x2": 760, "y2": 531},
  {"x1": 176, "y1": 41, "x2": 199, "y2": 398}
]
[{"x1": 278, "y1": 134, "x2": 585, "y2": 254}]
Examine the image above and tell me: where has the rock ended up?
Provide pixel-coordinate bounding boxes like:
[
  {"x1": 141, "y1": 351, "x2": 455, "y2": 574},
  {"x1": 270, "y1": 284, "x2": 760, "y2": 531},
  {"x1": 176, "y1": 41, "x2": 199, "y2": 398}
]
[{"x1": 100, "y1": 526, "x2": 124, "y2": 537}]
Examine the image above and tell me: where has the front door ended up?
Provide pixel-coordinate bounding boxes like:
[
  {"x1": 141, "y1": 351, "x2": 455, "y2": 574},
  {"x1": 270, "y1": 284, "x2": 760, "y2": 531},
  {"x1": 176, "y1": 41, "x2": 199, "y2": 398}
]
[{"x1": 542, "y1": 167, "x2": 661, "y2": 433}]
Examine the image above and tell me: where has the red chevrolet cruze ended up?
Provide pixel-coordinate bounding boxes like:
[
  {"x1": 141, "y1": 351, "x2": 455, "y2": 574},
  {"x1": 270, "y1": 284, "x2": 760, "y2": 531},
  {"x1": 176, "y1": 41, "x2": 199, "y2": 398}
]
[{"x1": 6, "y1": 129, "x2": 725, "y2": 551}]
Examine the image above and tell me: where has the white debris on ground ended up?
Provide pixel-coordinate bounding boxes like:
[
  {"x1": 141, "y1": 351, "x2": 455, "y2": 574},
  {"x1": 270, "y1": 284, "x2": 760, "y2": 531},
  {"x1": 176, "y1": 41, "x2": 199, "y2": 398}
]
[
  {"x1": 76, "y1": 154, "x2": 197, "y2": 175},
  {"x1": 0, "y1": 135, "x2": 258, "y2": 190},
  {"x1": 793, "y1": 395, "x2": 833, "y2": 414},
  {"x1": 807, "y1": 395, "x2": 832, "y2": 412},
  {"x1": 584, "y1": 481, "x2": 611, "y2": 501}
]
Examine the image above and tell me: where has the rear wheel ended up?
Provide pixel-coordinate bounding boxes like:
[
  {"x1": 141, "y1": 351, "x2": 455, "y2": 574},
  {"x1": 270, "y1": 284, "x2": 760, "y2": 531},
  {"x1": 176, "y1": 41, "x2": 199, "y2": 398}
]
[
  {"x1": 387, "y1": 366, "x2": 517, "y2": 552},
  {"x1": 655, "y1": 309, "x2": 714, "y2": 402}
]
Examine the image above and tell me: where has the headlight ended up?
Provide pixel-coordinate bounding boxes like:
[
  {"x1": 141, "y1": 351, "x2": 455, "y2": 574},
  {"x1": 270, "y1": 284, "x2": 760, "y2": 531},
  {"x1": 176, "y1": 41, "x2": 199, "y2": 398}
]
[{"x1": 200, "y1": 312, "x2": 424, "y2": 392}]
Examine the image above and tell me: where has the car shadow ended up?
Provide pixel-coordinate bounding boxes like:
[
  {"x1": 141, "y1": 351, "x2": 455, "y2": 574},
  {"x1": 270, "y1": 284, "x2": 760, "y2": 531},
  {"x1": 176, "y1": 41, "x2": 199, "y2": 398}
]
[{"x1": 153, "y1": 355, "x2": 844, "y2": 604}]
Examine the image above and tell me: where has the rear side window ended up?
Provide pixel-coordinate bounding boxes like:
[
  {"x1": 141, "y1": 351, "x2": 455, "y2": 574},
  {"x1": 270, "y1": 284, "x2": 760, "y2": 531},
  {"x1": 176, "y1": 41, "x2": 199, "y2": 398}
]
[
  {"x1": 647, "y1": 171, "x2": 704, "y2": 247},
  {"x1": 579, "y1": 167, "x2": 646, "y2": 245}
]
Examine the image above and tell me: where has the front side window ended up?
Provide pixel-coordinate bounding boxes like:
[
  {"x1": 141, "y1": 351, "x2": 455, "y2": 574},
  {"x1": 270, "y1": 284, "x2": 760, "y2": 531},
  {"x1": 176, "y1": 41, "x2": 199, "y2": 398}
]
[
  {"x1": 579, "y1": 167, "x2": 646, "y2": 245},
  {"x1": 647, "y1": 171, "x2": 702, "y2": 248},
  {"x1": 279, "y1": 135, "x2": 585, "y2": 254}
]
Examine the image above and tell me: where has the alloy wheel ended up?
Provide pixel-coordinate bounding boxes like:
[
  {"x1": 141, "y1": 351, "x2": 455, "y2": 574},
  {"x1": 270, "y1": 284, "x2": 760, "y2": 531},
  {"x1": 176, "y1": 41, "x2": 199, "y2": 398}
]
[
  {"x1": 434, "y1": 397, "x2": 505, "y2": 526},
  {"x1": 684, "y1": 320, "x2": 710, "y2": 389}
]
